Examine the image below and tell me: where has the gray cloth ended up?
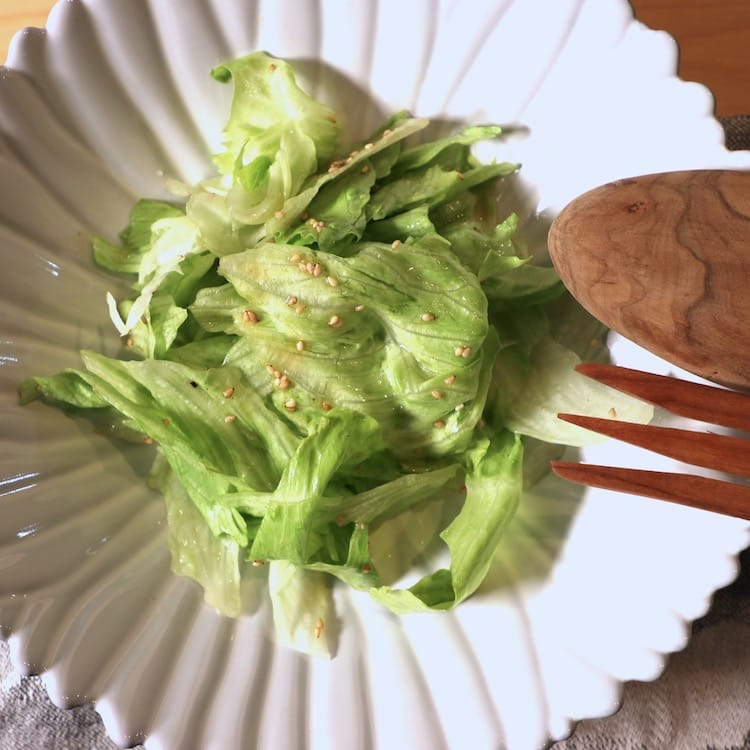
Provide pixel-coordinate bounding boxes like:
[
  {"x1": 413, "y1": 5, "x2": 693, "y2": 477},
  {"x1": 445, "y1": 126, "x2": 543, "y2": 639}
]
[{"x1": 2, "y1": 117, "x2": 750, "y2": 750}]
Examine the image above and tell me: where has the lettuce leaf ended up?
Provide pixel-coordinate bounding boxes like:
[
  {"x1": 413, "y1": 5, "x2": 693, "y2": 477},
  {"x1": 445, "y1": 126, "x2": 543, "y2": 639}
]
[{"x1": 20, "y1": 50, "x2": 652, "y2": 657}]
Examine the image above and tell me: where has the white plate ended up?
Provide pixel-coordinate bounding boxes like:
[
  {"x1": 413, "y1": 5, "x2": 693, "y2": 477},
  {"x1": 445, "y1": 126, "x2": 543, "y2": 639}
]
[{"x1": 1, "y1": 1, "x2": 749, "y2": 748}]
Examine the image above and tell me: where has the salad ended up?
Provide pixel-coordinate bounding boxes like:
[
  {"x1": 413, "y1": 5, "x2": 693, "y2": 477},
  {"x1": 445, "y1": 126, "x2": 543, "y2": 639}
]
[{"x1": 20, "y1": 51, "x2": 650, "y2": 656}]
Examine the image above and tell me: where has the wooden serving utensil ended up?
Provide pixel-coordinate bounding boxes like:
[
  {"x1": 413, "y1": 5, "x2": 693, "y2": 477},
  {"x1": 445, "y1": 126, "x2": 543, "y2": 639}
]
[
  {"x1": 547, "y1": 169, "x2": 750, "y2": 390},
  {"x1": 546, "y1": 169, "x2": 750, "y2": 517}
]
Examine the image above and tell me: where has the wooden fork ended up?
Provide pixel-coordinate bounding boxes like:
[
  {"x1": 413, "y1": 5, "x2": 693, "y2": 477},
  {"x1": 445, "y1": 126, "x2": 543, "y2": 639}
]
[{"x1": 550, "y1": 363, "x2": 750, "y2": 519}]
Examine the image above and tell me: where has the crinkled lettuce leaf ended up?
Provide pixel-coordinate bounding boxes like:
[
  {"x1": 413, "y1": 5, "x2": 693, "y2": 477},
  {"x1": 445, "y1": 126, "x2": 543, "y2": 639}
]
[{"x1": 20, "y1": 50, "x2": 653, "y2": 658}]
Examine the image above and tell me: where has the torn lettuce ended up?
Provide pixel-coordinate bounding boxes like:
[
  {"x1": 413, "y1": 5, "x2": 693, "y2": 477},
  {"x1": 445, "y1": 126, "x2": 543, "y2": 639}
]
[{"x1": 20, "y1": 50, "x2": 652, "y2": 656}]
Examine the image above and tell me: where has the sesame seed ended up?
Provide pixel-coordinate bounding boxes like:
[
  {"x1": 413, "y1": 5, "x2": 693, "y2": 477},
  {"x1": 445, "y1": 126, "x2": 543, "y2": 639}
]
[
  {"x1": 444, "y1": 374, "x2": 457, "y2": 385},
  {"x1": 455, "y1": 403, "x2": 465, "y2": 412},
  {"x1": 284, "y1": 399, "x2": 297, "y2": 412},
  {"x1": 382, "y1": 129, "x2": 392, "y2": 137},
  {"x1": 321, "y1": 401, "x2": 333, "y2": 411},
  {"x1": 298, "y1": 261, "x2": 308, "y2": 272},
  {"x1": 358, "y1": 522, "x2": 367, "y2": 530},
  {"x1": 286, "y1": 295, "x2": 298, "y2": 306},
  {"x1": 431, "y1": 389, "x2": 443, "y2": 399},
  {"x1": 364, "y1": 142, "x2": 374, "y2": 150},
  {"x1": 354, "y1": 304, "x2": 365, "y2": 312},
  {"x1": 391, "y1": 240, "x2": 401, "y2": 251},
  {"x1": 461, "y1": 346, "x2": 472, "y2": 358},
  {"x1": 275, "y1": 375, "x2": 291, "y2": 390},
  {"x1": 328, "y1": 159, "x2": 347, "y2": 173},
  {"x1": 433, "y1": 420, "x2": 446, "y2": 429},
  {"x1": 326, "y1": 276, "x2": 339, "y2": 287},
  {"x1": 421, "y1": 312, "x2": 436, "y2": 322},
  {"x1": 224, "y1": 414, "x2": 237, "y2": 423},
  {"x1": 360, "y1": 165, "x2": 370, "y2": 174},
  {"x1": 268, "y1": 64, "x2": 277, "y2": 72},
  {"x1": 295, "y1": 304, "x2": 307, "y2": 314},
  {"x1": 295, "y1": 340, "x2": 305, "y2": 352},
  {"x1": 274, "y1": 210, "x2": 285, "y2": 219},
  {"x1": 288, "y1": 253, "x2": 302, "y2": 264},
  {"x1": 328, "y1": 314, "x2": 343, "y2": 328},
  {"x1": 608, "y1": 407, "x2": 618, "y2": 418},
  {"x1": 222, "y1": 387, "x2": 235, "y2": 398},
  {"x1": 144, "y1": 437, "x2": 154, "y2": 445},
  {"x1": 265, "y1": 364, "x2": 276, "y2": 377},
  {"x1": 311, "y1": 263, "x2": 323, "y2": 276},
  {"x1": 252, "y1": 559, "x2": 265, "y2": 567},
  {"x1": 243, "y1": 309, "x2": 259, "y2": 324}
]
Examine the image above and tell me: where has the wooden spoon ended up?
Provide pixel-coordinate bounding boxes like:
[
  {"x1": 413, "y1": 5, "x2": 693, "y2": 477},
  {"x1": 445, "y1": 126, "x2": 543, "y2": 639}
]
[{"x1": 547, "y1": 169, "x2": 750, "y2": 390}]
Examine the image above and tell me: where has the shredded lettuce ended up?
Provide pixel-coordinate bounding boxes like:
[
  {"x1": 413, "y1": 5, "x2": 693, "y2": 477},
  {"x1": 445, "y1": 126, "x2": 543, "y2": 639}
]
[{"x1": 20, "y1": 51, "x2": 652, "y2": 656}]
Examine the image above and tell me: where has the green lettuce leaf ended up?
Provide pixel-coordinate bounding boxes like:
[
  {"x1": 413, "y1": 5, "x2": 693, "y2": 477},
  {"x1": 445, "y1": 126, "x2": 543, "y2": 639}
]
[{"x1": 19, "y1": 51, "x2": 655, "y2": 657}]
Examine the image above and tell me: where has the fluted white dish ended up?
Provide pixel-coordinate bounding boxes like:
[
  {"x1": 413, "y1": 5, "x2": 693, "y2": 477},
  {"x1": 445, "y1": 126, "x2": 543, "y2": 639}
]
[{"x1": 2, "y1": 1, "x2": 750, "y2": 748}]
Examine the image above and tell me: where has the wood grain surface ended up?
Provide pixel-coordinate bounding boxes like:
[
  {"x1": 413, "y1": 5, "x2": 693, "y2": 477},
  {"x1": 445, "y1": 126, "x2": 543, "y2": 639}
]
[
  {"x1": 0, "y1": 0, "x2": 748, "y2": 116},
  {"x1": 547, "y1": 169, "x2": 750, "y2": 389}
]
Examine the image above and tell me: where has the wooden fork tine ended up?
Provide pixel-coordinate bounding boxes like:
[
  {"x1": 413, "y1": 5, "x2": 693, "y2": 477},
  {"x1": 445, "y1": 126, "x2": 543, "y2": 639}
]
[
  {"x1": 558, "y1": 412, "x2": 750, "y2": 479},
  {"x1": 575, "y1": 362, "x2": 750, "y2": 432},
  {"x1": 550, "y1": 461, "x2": 750, "y2": 520}
]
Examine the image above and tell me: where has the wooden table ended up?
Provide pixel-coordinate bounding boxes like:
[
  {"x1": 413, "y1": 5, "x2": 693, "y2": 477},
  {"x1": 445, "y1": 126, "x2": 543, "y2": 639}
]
[{"x1": 1, "y1": 0, "x2": 748, "y2": 116}]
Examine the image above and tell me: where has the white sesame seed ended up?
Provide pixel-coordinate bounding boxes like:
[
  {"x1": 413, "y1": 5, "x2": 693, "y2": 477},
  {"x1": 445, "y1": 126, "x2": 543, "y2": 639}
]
[
  {"x1": 328, "y1": 315, "x2": 343, "y2": 328},
  {"x1": 326, "y1": 276, "x2": 339, "y2": 287},
  {"x1": 431, "y1": 389, "x2": 443, "y2": 399},
  {"x1": 224, "y1": 414, "x2": 237, "y2": 423},
  {"x1": 222, "y1": 387, "x2": 235, "y2": 399},
  {"x1": 391, "y1": 240, "x2": 401, "y2": 251},
  {"x1": 444, "y1": 374, "x2": 457, "y2": 385},
  {"x1": 354, "y1": 304, "x2": 365, "y2": 312},
  {"x1": 296, "y1": 340, "x2": 305, "y2": 351},
  {"x1": 284, "y1": 399, "x2": 297, "y2": 412},
  {"x1": 421, "y1": 312, "x2": 436, "y2": 322},
  {"x1": 243, "y1": 309, "x2": 259, "y2": 324}
]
